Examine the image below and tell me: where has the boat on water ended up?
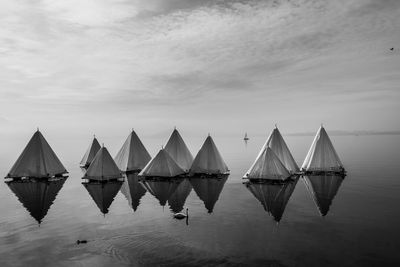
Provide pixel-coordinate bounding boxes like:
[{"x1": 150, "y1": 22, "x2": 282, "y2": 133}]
[
  {"x1": 244, "y1": 133, "x2": 249, "y2": 141},
  {"x1": 5, "y1": 129, "x2": 68, "y2": 180},
  {"x1": 301, "y1": 125, "x2": 345, "y2": 175}
]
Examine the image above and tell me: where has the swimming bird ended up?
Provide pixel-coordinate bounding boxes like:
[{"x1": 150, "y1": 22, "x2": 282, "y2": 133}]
[{"x1": 173, "y1": 208, "x2": 188, "y2": 219}]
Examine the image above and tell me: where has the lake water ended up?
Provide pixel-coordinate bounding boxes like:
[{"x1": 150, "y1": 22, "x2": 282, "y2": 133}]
[{"x1": 0, "y1": 133, "x2": 399, "y2": 267}]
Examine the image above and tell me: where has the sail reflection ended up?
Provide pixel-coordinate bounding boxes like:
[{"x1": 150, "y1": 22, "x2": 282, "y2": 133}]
[
  {"x1": 244, "y1": 178, "x2": 298, "y2": 222},
  {"x1": 83, "y1": 181, "x2": 123, "y2": 215},
  {"x1": 6, "y1": 177, "x2": 67, "y2": 224},
  {"x1": 302, "y1": 174, "x2": 345, "y2": 216},
  {"x1": 168, "y1": 179, "x2": 192, "y2": 213},
  {"x1": 189, "y1": 175, "x2": 228, "y2": 213},
  {"x1": 120, "y1": 173, "x2": 146, "y2": 211},
  {"x1": 140, "y1": 178, "x2": 181, "y2": 207}
]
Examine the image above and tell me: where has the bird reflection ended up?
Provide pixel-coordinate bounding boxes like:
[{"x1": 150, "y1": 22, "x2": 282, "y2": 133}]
[
  {"x1": 168, "y1": 179, "x2": 192, "y2": 213},
  {"x1": 6, "y1": 177, "x2": 67, "y2": 225},
  {"x1": 140, "y1": 178, "x2": 182, "y2": 207},
  {"x1": 83, "y1": 180, "x2": 123, "y2": 215},
  {"x1": 189, "y1": 174, "x2": 228, "y2": 213},
  {"x1": 302, "y1": 174, "x2": 345, "y2": 216},
  {"x1": 244, "y1": 177, "x2": 298, "y2": 222},
  {"x1": 120, "y1": 173, "x2": 146, "y2": 211}
]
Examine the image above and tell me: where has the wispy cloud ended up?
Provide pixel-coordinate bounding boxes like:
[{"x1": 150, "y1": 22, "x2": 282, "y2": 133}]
[{"x1": 0, "y1": 0, "x2": 399, "y2": 135}]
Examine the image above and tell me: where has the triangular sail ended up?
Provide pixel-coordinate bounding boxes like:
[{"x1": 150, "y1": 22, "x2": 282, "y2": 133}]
[
  {"x1": 83, "y1": 181, "x2": 122, "y2": 214},
  {"x1": 302, "y1": 126, "x2": 344, "y2": 172},
  {"x1": 303, "y1": 175, "x2": 344, "y2": 216},
  {"x1": 140, "y1": 179, "x2": 181, "y2": 206},
  {"x1": 139, "y1": 149, "x2": 185, "y2": 177},
  {"x1": 164, "y1": 129, "x2": 193, "y2": 172},
  {"x1": 85, "y1": 147, "x2": 122, "y2": 181},
  {"x1": 168, "y1": 179, "x2": 192, "y2": 213},
  {"x1": 245, "y1": 178, "x2": 298, "y2": 222},
  {"x1": 261, "y1": 127, "x2": 298, "y2": 173},
  {"x1": 120, "y1": 173, "x2": 146, "y2": 211},
  {"x1": 244, "y1": 147, "x2": 291, "y2": 181},
  {"x1": 6, "y1": 177, "x2": 67, "y2": 224},
  {"x1": 80, "y1": 136, "x2": 101, "y2": 168},
  {"x1": 190, "y1": 175, "x2": 228, "y2": 213},
  {"x1": 7, "y1": 130, "x2": 67, "y2": 178},
  {"x1": 190, "y1": 136, "x2": 229, "y2": 175},
  {"x1": 114, "y1": 130, "x2": 151, "y2": 172}
]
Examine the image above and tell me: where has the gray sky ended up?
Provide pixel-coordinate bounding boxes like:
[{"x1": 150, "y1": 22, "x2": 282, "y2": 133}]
[{"x1": 0, "y1": 0, "x2": 399, "y2": 138}]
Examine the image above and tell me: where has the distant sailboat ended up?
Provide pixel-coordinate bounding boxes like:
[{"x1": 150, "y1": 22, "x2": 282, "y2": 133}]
[{"x1": 244, "y1": 133, "x2": 249, "y2": 141}]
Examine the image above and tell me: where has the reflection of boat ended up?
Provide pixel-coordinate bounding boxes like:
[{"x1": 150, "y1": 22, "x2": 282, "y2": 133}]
[
  {"x1": 83, "y1": 181, "x2": 123, "y2": 215},
  {"x1": 84, "y1": 146, "x2": 122, "y2": 181},
  {"x1": 6, "y1": 130, "x2": 68, "y2": 179},
  {"x1": 302, "y1": 126, "x2": 345, "y2": 175},
  {"x1": 244, "y1": 178, "x2": 298, "y2": 222},
  {"x1": 168, "y1": 179, "x2": 192, "y2": 213},
  {"x1": 190, "y1": 135, "x2": 229, "y2": 176},
  {"x1": 6, "y1": 177, "x2": 67, "y2": 224},
  {"x1": 189, "y1": 175, "x2": 228, "y2": 213},
  {"x1": 303, "y1": 174, "x2": 345, "y2": 216},
  {"x1": 120, "y1": 173, "x2": 146, "y2": 211},
  {"x1": 244, "y1": 133, "x2": 249, "y2": 141},
  {"x1": 80, "y1": 135, "x2": 101, "y2": 169},
  {"x1": 114, "y1": 130, "x2": 151, "y2": 173},
  {"x1": 140, "y1": 178, "x2": 182, "y2": 206},
  {"x1": 164, "y1": 128, "x2": 193, "y2": 172}
]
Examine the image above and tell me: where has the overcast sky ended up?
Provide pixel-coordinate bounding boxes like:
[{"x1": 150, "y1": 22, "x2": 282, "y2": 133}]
[{"x1": 0, "y1": 0, "x2": 399, "y2": 138}]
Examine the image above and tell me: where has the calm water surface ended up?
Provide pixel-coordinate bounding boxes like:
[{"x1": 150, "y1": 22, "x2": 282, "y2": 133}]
[{"x1": 0, "y1": 134, "x2": 399, "y2": 267}]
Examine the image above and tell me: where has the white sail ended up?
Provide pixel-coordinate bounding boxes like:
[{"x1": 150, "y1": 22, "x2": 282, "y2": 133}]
[
  {"x1": 80, "y1": 136, "x2": 101, "y2": 168},
  {"x1": 302, "y1": 126, "x2": 344, "y2": 172},
  {"x1": 114, "y1": 130, "x2": 151, "y2": 172},
  {"x1": 190, "y1": 135, "x2": 229, "y2": 175},
  {"x1": 164, "y1": 128, "x2": 193, "y2": 172},
  {"x1": 244, "y1": 147, "x2": 291, "y2": 180},
  {"x1": 139, "y1": 149, "x2": 185, "y2": 177},
  {"x1": 85, "y1": 146, "x2": 122, "y2": 181},
  {"x1": 260, "y1": 127, "x2": 299, "y2": 173},
  {"x1": 7, "y1": 130, "x2": 67, "y2": 178}
]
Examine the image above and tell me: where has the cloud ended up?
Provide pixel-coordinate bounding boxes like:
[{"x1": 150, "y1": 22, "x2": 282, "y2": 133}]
[{"x1": 0, "y1": 0, "x2": 399, "y2": 134}]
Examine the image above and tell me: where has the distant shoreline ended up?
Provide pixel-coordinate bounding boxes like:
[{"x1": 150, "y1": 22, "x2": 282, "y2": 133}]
[{"x1": 285, "y1": 131, "x2": 400, "y2": 137}]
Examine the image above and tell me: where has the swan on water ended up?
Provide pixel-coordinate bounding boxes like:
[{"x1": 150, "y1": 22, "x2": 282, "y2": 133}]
[{"x1": 173, "y1": 208, "x2": 188, "y2": 219}]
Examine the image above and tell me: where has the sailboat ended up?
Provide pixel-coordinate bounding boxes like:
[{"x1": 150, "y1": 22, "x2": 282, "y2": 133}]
[
  {"x1": 190, "y1": 135, "x2": 229, "y2": 176},
  {"x1": 164, "y1": 128, "x2": 193, "y2": 172},
  {"x1": 301, "y1": 125, "x2": 345, "y2": 174},
  {"x1": 6, "y1": 129, "x2": 68, "y2": 179},
  {"x1": 244, "y1": 133, "x2": 249, "y2": 141}
]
